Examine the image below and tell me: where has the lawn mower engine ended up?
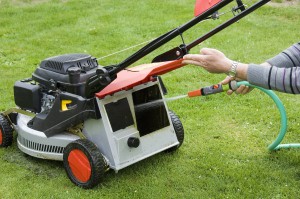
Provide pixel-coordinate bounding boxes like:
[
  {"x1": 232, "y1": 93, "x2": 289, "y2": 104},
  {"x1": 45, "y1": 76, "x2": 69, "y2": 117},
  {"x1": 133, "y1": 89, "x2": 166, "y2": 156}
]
[
  {"x1": 15, "y1": 53, "x2": 99, "y2": 113},
  {"x1": 11, "y1": 54, "x2": 102, "y2": 159},
  {"x1": 1, "y1": 53, "x2": 184, "y2": 188}
]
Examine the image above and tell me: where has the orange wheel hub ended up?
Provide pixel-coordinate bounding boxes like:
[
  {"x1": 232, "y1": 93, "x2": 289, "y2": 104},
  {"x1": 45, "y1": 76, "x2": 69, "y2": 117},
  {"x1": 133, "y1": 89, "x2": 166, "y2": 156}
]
[{"x1": 68, "y1": 149, "x2": 92, "y2": 183}]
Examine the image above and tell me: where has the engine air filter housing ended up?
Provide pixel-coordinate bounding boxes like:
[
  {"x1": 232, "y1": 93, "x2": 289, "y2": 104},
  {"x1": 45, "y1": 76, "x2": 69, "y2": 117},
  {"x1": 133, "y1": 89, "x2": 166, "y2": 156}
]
[
  {"x1": 40, "y1": 54, "x2": 98, "y2": 74},
  {"x1": 32, "y1": 53, "x2": 100, "y2": 97}
]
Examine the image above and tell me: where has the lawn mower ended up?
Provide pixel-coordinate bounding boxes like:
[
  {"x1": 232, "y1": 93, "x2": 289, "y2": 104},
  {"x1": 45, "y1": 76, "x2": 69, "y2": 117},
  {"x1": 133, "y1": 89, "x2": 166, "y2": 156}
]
[{"x1": 0, "y1": 0, "x2": 270, "y2": 188}]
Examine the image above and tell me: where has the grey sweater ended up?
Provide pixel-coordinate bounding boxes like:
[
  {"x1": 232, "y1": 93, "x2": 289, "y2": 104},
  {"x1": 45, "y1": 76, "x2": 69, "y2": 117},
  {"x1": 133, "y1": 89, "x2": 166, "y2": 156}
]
[{"x1": 247, "y1": 42, "x2": 300, "y2": 93}]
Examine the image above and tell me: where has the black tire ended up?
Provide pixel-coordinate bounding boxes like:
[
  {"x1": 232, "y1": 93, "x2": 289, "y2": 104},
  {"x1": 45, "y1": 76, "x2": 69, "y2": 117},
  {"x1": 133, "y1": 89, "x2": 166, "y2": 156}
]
[
  {"x1": 0, "y1": 115, "x2": 13, "y2": 147},
  {"x1": 63, "y1": 139, "x2": 108, "y2": 189},
  {"x1": 166, "y1": 110, "x2": 184, "y2": 152}
]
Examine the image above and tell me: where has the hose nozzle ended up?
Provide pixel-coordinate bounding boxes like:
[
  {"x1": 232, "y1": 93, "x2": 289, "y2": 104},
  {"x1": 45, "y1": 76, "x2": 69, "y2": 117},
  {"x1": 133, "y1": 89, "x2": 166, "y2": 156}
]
[{"x1": 188, "y1": 81, "x2": 238, "y2": 97}]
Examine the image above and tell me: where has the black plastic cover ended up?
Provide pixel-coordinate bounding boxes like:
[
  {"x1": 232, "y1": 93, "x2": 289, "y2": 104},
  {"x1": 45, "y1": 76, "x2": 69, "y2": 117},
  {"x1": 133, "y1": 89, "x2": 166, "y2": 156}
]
[
  {"x1": 40, "y1": 54, "x2": 97, "y2": 74},
  {"x1": 14, "y1": 81, "x2": 42, "y2": 113},
  {"x1": 29, "y1": 92, "x2": 100, "y2": 137}
]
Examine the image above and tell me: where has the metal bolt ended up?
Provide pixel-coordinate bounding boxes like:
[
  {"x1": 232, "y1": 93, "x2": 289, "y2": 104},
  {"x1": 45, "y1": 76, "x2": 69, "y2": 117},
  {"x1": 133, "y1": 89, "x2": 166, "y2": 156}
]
[{"x1": 176, "y1": 51, "x2": 181, "y2": 56}]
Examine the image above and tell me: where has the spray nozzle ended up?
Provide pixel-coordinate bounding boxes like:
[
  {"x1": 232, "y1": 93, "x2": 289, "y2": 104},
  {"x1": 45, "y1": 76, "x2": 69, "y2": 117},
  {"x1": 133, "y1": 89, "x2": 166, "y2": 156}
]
[{"x1": 187, "y1": 81, "x2": 238, "y2": 97}]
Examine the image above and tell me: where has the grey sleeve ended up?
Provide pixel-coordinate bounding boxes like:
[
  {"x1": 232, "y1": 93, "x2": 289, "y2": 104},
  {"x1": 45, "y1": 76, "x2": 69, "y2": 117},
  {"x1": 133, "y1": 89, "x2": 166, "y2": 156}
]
[
  {"x1": 266, "y1": 42, "x2": 300, "y2": 68},
  {"x1": 247, "y1": 63, "x2": 270, "y2": 89},
  {"x1": 247, "y1": 42, "x2": 300, "y2": 94},
  {"x1": 248, "y1": 64, "x2": 300, "y2": 93}
]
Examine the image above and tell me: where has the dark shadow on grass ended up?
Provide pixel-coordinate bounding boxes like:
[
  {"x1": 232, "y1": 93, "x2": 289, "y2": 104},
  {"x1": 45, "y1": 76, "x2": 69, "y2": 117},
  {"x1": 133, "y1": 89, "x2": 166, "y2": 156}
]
[
  {"x1": 267, "y1": 149, "x2": 300, "y2": 180},
  {"x1": 95, "y1": 150, "x2": 183, "y2": 189},
  {"x1": 2, "y1": 146, "x2": 64, "y2": 179},
  {"x1": 268, "y1": 149, "x2": 300, "y2": 166}
]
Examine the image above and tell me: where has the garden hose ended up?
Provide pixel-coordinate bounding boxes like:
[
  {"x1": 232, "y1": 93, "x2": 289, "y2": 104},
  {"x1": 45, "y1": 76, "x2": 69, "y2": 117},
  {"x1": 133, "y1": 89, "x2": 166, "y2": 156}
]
[{"x1": 188, "y1": 80, "x2": 300, "y2": 151}]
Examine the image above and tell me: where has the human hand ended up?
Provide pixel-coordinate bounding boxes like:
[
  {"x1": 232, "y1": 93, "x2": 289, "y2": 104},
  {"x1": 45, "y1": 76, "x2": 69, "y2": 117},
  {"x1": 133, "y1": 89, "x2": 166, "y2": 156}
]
[
  {"x1": 221, "y1": 76, "x2": 253, "y2": 95},
  {"x1": 183, "y1": 47, "x2": 252, "y2": 94},
  {"x1": 182, "y1": 48, "x2": 232, "y2": 74}
]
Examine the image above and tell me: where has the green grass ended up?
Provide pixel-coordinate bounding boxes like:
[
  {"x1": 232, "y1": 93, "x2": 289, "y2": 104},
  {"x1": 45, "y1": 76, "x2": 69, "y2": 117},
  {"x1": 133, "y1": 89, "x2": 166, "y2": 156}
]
[{"x1": 0, "y1": 0, "x2": 300, "y2": 198}]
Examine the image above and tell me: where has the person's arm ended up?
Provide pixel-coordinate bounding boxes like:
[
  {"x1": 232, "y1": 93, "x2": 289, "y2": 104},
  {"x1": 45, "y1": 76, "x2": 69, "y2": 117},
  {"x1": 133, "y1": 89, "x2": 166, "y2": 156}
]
[
  {"x1": 248, "y1": 63, "x2": 300, "y2": 94},
  {"x1": 266, "y1": 42, "x2": 300, "y2": 68},
  {"x1": 247, "y1": 43, "x2": 300, "y2": 93}
]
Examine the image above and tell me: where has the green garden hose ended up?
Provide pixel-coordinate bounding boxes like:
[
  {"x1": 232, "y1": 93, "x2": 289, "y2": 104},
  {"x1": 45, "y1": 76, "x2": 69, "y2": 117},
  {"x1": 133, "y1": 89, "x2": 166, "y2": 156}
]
[{"x1": 236, "y1": 81, "x2": 300, "y2": 150}]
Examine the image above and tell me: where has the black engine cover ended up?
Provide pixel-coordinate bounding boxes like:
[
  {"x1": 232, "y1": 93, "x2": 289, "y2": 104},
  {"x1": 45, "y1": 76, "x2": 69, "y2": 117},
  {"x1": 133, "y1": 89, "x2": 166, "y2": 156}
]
[
  {"x1": 32, "y1": 53, "x2": 99, "y2": 97},
  {"x1": 40, "y1": 53, "x2": 98, "y2": 74}
]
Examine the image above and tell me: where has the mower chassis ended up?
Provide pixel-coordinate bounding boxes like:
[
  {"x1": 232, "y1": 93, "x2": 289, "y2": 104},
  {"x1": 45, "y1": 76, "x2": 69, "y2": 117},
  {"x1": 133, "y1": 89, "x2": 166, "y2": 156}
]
[
  {"x1": 15, "y1": 114, "x2": 80, "y2": 161},
  {"x1": 11, "y1": 80, "x2": 180, "y2": 172}
]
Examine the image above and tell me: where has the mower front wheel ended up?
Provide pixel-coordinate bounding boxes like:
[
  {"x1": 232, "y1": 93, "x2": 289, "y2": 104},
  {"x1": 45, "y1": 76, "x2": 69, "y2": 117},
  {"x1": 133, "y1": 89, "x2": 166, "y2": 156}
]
[
  {"x1": 0, "y1": 115, "x2": 13, "y2": 147},
  {"x1": 63, "y1": 139, "x2": 108, "y2": 189}
]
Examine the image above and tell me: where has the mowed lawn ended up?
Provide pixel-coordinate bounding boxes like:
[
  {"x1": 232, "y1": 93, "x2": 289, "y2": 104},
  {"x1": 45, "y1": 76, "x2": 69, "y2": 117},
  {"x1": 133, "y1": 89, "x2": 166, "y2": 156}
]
[{"x1": 0, "y1": 0, "x2": 300, "y2": 198}]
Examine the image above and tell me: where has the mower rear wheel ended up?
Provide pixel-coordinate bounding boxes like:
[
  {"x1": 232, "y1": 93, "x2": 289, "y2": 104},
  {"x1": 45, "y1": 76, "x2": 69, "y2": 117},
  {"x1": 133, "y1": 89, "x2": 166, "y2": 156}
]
[
  {"x1": 63, "y1": 139, "x2": 108, "y2": 189},
  {"x1": 166, "y1": 110, "x2": 184, "y2": 152},
  {"x1": 0, "y1": 115, "x2": 13, "y2": 147}
]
